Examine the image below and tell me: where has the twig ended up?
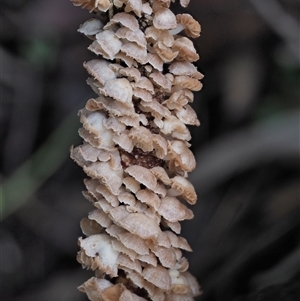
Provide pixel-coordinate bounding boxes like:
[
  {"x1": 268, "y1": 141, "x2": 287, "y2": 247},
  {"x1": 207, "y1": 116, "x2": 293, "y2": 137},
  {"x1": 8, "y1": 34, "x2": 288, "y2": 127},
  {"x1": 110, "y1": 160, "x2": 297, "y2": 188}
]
[
  {"x1": 248, "y1": 0, "x2": 300, "y2": 65},
  {"x1": 0, "y1": 111, "x2": 81, "y2": 221},
  {"x1": 190, "y1": 111, "x2": 300, "y2": 194}
]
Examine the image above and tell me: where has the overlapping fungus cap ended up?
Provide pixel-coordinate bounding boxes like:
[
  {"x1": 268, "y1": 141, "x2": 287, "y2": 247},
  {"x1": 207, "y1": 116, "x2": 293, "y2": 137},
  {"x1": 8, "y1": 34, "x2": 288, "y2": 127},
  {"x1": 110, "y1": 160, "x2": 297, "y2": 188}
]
[
  {"x1": 176, "y1": 13, "x2": 201, "y2": 38},
  {"x1": 70, "y1": 0, "x2": 203, "y2": 300},
  {"x1": 78, "y1": 18, "x2": 104, "y2": 38}
]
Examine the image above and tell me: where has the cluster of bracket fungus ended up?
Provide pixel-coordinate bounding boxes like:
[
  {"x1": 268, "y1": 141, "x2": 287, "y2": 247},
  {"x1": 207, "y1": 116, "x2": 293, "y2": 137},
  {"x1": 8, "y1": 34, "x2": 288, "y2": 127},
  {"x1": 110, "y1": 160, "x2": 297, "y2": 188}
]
[{"x1": 70, "y1": 0, "x2": 203, "y2": 300}]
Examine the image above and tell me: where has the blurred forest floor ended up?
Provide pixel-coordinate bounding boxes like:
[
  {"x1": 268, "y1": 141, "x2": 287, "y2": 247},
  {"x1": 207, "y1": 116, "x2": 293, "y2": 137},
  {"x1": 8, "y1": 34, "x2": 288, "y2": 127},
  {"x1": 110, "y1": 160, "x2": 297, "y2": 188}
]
[{"x1": 1, "y1": 0, "x2": 299, "y2": 300}]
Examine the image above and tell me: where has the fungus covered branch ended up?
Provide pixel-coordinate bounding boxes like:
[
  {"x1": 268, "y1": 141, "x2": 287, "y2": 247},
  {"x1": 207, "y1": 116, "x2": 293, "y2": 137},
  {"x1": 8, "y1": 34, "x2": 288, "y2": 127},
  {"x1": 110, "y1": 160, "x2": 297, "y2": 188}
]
[{"x1": 70, "y1": 0, "x2": 203, "y2": 300}]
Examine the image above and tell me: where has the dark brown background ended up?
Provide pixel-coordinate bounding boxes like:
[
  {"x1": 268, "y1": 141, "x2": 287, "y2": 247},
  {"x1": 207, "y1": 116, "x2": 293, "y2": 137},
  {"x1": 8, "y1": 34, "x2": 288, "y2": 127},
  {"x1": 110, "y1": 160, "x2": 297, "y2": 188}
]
[{"x1": 1, "y1": 0, "x2": 299, "y2": 300}]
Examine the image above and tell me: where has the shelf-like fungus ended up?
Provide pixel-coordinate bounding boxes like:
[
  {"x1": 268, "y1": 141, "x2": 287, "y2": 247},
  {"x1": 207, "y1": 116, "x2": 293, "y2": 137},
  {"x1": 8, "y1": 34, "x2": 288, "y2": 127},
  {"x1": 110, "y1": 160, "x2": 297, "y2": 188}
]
[{"x1": 70, "y1": 0, "x2": 203, "y2": 300}]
